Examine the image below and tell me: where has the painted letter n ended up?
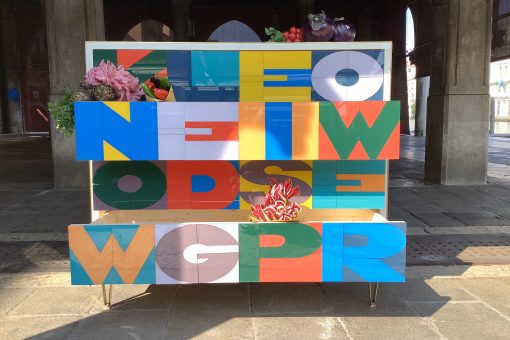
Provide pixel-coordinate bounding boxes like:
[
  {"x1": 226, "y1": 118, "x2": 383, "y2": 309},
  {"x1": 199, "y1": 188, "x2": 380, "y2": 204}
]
[{"x1": 75, "y1": 101, "x2": 158, "y2": 160}]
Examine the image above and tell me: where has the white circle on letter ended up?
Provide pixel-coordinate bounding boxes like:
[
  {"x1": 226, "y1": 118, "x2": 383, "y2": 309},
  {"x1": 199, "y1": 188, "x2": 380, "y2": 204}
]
[{"x1": 311, "y1": 51, "x2": 384, "y2": 101}]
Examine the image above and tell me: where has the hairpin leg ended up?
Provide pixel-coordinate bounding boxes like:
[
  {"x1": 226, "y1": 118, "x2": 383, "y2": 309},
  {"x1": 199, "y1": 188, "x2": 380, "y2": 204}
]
[
  {"x1": 368, "y1": 282, "x2": 379, "y2": 308},
  {"x1": 102, "y1": 284, "x2": 113, "y2": 308}
]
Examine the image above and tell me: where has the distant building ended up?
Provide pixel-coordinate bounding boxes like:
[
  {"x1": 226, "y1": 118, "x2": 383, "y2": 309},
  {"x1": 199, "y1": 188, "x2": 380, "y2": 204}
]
[
  {"x1": 490, "y1": 59, "x2": 510, "y2": 122},
  {"x1": 406, "y1": 60, "x2": 416, "y2": 120}
]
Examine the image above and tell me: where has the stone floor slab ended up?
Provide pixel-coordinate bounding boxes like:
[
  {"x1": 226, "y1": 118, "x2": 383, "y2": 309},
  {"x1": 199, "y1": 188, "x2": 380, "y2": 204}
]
[
  {"x1": 170, "y1": 315, "x2": 254, "y2": 340},
  {"x1": 109, "y1": 284, "x2": 179, "y2": 311},
  {"x1": 249, "y1": 283, "x2": 332, "y2": 315},
  {"x1": 252, "y1": 316, "x2": 348, "y2": 340},
  {"x1": 9, "y1": 286, "x2": 105, "y2": 315},
  {"x1": 0, "y1": 315, "x2": 82, "y2": 340},
  {"x1": 67, "y1": 311, "x2": 170, "y2": 340},
  {"x1": 411, "y1": 302, "x2": 510, "y2": 340},
  {"x1": 0, "y1": 287, "x2": 35, "y2": 315},
  {"x1": 388, "y1": 278, "x2": 476, "y2": 303},
  {"x1": 342, "y1": 316, "x2": 439, "y2": 340}
]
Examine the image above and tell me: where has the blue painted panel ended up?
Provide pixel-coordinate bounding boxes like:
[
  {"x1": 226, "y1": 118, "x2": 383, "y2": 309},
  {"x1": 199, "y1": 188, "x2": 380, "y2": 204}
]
[
  {"x1": 130, "y1": 102, "x2": 158, "y2": 160},
  {"x1": 75, "y1": 102, "x2": 157, "y2": 161},
  {"x1": 225, "y1": 197, "x2": 240, "y2": 209},
  {"x1": 311, "y1": 185, "x2": 337, "y2": 208},
  {"x1": 337, "y1": 180, "x2": 361, "y2": 186},
  {"x1": 75, "y1": 101, "x2": 104, "y2": 160},
  {"x1": 337, "y1": 192, "x2": 386, "y2": 209},
  {"x1": 133, "y1": 249, "x2": 156, "y2": 284},
  {"x1": 191, "y1": 175, "x2": 216, "y2": 193},
  {"x1": 344, "y1": 223, "x2": 406, "y2": 259},
  {"x1": 167, "y1": 50, "x2": 191, "y2": 84},
  {"x1": 265, "y1": 102, "x2": 292, "y2": 160},
  {"x1": 343, "y1": 223, "x2": 406, "y2": 282},
  {"x1": 70, "y1": 249, "x2": 93, "y2": 285},
  {"x1": 322, "y1": 223, "x2": 343, "y2": 282},
  {"x1": 104, "y1": 267, "x2": 124, "y2": 284},
  {"x1": 112, "y1": 225, "x2": 139, "y2": 252},
  {"x1": 344, "y1": 259, "x2": 405, "y2": 282},
  {"x1": 312, "y1": 161, "x2": 337, "y2": 186},
  {"x1": 172, "y1": 85, "x2": 239, "y2": 102},
  {"x1": 83, "y1": 225, "x2": 112, "y2": 252},
  {"x1": 191, "y1": 51, "x2": 239, "y2": 87},
  {"x1": 263, "y1": 69, "x2": 312, "y2": 87}
]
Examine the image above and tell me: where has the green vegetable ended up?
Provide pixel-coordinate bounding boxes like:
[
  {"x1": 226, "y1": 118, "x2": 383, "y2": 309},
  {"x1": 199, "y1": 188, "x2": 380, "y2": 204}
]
[
  {"x1": 141, "y1": 83, "x2": 156, "y2": 99},
  {"x1": 158, "y1": 77, "x2": 171, "y2": 90},
  {"x1": 48, "y1": 89, "x2": 77, "y2": 137},
  {"x1": 265, "y1": 27, "x2": 285, "y2": 42}
]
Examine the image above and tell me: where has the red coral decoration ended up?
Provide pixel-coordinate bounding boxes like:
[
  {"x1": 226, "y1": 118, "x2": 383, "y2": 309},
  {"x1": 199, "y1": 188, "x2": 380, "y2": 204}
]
[{"x1": 250, "y1": 178, "x2": 302, "y2": 222}]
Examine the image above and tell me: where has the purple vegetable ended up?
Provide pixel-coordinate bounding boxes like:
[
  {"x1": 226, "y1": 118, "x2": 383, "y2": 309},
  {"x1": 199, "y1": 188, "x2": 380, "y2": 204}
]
[
  {"x1": 303, "y1": 11, "x2": 335, "y2": 42},
  {"x1": 332, "y1": 17, "x2": 356, "y2": 42}
]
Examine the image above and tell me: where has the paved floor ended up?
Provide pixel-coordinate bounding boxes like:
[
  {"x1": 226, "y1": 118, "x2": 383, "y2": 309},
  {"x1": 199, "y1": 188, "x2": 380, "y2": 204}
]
[
  {"x1": 1, "y1": 266, "x2": 510, "y2": 339},
  {"x1": 1, "y1": 134, "x2": 510, "y2": 339}
]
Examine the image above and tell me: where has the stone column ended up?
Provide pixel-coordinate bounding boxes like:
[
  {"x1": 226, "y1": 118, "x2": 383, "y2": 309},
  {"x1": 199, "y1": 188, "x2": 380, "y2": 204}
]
[
  {"x1": 0, "y1": 2, "x2": 24, "y2": 134},
  {"x1": 45, "y1": 0, "x2": 105, "y2": 188},
  {"x1": 171, "y1": 0, "x2": 190, "y2": 41},
  {"x1": 425, "y1": 0, "x2": 492, "y2": 185}
]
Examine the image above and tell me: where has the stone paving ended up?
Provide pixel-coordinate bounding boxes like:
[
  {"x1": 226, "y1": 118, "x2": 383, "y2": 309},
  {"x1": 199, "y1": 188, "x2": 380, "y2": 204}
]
[
  {"x1": 1, "y1": 266, "x2": 510, "y2": 339},
  {"x1": 1, "y1": 134, "x2": 510, "y2": 338}
]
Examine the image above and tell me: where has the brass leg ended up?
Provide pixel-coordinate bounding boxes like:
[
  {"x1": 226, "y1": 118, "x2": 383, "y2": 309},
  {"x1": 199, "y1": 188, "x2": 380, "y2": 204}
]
[
  {"x1": 101, "y1": 284, "x2": 113, "y2": 308},
  {"x1": 368, "y1": 282, "x2": 379, "y2": 308},
  {"x1": 108, "y1": 284, "x2": 113, "y2": 308}
]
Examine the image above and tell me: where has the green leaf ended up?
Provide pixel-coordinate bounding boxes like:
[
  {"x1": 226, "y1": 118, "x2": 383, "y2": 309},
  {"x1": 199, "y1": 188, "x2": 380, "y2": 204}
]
[
  {"x1": 140, "y1": 83, "x2": 156, "y2": 99},
  {"x1": 48, "y1": 88, "x2": 76, "y2": 137},
  {"x1": 158, "y1": 77, "x2": 170, "y2": 90}
]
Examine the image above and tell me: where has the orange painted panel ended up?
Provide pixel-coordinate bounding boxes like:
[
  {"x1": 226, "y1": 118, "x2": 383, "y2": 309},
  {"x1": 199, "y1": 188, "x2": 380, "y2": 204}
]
[
  {"x1": 259, "y1": 223, "x2": 322, "y2": 282},
  {"x1": 336, "y1": 174, "x2": 385, "y2": 192},
  {"x1": 292, "y1": 102, "x2": 319, "y2": 159}
]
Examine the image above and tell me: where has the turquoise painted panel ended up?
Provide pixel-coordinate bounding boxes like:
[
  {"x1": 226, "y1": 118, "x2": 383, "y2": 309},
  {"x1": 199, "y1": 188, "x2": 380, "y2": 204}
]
[{"x1": 191, "y1": 51, "x2": 240, "y2": 86}]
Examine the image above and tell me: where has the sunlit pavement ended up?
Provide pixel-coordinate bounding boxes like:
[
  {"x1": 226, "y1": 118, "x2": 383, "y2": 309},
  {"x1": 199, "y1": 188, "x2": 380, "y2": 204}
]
[
  {"x1": 1, "y1": 135, "x2": 510, "y2": 338},
  {"x1": 1, "y1": 266, "x2": 510, "y2": 339}
]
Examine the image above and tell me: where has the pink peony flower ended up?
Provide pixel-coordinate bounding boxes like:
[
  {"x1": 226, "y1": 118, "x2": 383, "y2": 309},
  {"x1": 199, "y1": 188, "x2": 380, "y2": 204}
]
[{"x1": 84, "y1": 60, "x2": 143, "y2": 101}]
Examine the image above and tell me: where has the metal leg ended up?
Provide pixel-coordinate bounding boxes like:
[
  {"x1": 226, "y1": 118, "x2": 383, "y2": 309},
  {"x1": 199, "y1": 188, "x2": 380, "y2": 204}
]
[
  {"x1": 368, "y1": 282, "x2": 379, "y2": 308},
  {"x1": 101, "y1": 284, "x2": 113, "y2": 308}
]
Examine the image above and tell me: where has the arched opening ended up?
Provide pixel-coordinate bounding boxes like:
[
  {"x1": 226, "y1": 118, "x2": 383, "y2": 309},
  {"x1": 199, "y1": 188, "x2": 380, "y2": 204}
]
[
  {"x1": 406, "y1": 7, "x2": 417, "y2": 135},
  {"x1": 207, "y1": 20, "x2": 261, "y2": 42},
  {"x1": 124, "y1": 19, "x2": 174, "y2": 41}
]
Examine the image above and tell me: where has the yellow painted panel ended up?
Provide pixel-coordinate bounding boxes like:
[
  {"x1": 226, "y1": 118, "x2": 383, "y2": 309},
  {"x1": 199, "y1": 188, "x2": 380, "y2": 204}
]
[
  {"x1": 103, "y1": 141, "x2": 130, "y2": 160},
  {"x1": 104, "y1": 101, "x2": 130, "y2": 122},
  {"x1": 240, "y1": 82, "x2": 264, "y2": 102},
  {"x1": 263, "y1": 51, "x2": 312, "y2": 69},
  {"x1": 240, "y1": 51, "x2": 264, "y2": 75},
  {"x1": 240, "y1": 75, "x2": 264, "y2": 83},
  {"x1": 292, "y1": 102, "x2": 319, "y2": 159},
  {"x1": 238, "y1": 102, "x2": 265, "y2": 160},
  {"x1": 263, "y1": 75, "x2": 288, "y2": 82},
  {"x1": 240, "y1": 161, "x2": 313, "y2": 209},
  {"x1": 263, "y1": 87, "x2": 311, "y2": 102}
]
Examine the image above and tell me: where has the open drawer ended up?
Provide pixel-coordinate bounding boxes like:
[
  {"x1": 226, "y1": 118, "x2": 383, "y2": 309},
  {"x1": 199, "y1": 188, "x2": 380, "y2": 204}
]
[{"x1": 68, "y1": 209, "x2": 406, "y2": 285}]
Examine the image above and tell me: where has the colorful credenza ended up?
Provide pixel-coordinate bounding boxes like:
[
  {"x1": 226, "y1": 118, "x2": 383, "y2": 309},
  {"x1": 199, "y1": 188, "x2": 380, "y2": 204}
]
[{"x1": 69, "y1": 42, "x2": 406, "y2": 306}]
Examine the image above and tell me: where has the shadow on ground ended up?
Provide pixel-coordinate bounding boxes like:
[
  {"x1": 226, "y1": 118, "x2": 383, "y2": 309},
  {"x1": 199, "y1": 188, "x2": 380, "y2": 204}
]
[{"x1": 24, "y1": 281, "x2": 450, "y2": 339}]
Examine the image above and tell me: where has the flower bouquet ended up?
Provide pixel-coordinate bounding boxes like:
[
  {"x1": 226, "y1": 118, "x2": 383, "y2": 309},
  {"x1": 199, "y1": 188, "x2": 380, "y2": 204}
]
[
  {"x1": 48, "y1": 59, "x2": 143, "y2": 136},
  {"x1": 249, "y1": 178, "x2": 302, "y2": 222}
]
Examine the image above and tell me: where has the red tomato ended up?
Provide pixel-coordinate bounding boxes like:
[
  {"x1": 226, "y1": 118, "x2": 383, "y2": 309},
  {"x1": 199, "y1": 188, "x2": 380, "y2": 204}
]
[
  {"x1": 145, "y1": 81, "x2": 155, "y2": 89},
  {"x1": 155, "y1": 68, "x2": 168, "y2": 77},
  {"x1": 153, "y1": 88, "x2": 169, "y2": 100}
]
